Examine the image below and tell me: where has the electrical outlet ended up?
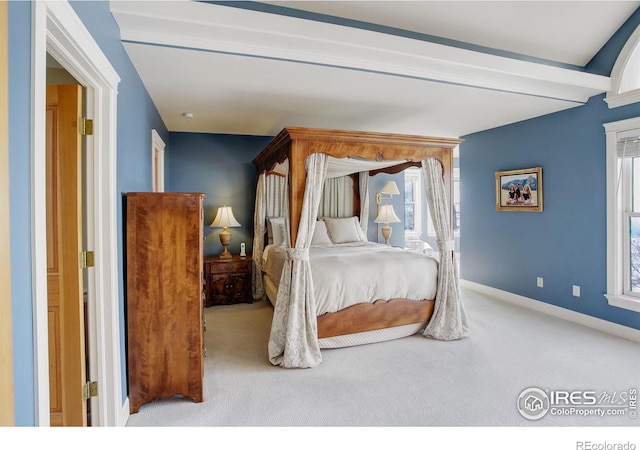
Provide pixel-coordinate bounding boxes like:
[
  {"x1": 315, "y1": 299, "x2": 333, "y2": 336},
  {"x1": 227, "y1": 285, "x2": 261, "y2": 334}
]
[
  {"x1": 537, "y1": 277, "x2": 544, "y2": 288},
  {"x1": 572, "y1": 285, "x2": 581, "y2": 297}
]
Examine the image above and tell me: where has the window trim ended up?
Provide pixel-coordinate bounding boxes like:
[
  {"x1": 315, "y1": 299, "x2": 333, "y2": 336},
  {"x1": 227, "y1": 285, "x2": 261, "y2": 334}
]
[
  {"x1": 605, "y1": 24, "x2": 640, "y2": 109},
  {"x1": 604, "y1": 117, "x2": 640, "y2": 312}
]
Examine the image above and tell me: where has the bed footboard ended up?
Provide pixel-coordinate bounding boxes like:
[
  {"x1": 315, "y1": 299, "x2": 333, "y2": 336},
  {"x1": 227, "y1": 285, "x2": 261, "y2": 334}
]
[{"x1": 316, "y1": 298, "x2": 435, "y2": 339}]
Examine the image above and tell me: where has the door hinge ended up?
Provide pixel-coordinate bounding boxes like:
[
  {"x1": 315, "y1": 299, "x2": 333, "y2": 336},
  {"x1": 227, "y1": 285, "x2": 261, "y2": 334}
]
[
  {"x1": 80, "y1": 251, "x2": 94, "y2": 269},
  {"x1": 83, "y1": 381, "x2": 98, "y2": 401},
  {"x1": 81, "y1": 117, "x2": 93, "y2": 136}
]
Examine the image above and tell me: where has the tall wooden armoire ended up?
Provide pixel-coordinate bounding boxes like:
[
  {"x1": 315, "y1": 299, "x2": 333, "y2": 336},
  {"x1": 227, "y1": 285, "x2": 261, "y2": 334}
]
[{"x1": 126, "y1": 192, "x2": 205, "y2": 413}]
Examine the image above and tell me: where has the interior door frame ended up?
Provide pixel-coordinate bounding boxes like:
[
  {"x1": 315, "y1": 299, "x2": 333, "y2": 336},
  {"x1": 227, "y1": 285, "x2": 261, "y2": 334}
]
[
  {"x1": 32, "y1": 1, "x2": 124, "y2": 426},
  {"x1": 151, "y1": 128, "x2": 165, "y2": 192}
]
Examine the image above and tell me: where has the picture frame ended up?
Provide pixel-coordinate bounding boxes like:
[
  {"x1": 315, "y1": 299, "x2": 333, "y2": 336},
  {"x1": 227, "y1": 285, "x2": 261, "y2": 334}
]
[{"x1": 495, "y1": 167, "x2": 543, "y2": 212}]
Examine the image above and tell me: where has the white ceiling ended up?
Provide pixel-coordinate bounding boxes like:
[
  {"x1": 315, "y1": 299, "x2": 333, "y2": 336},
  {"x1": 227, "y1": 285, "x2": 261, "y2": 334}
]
[{"x1": 111, "y1": 1, "x2": 639, "y2": 138}]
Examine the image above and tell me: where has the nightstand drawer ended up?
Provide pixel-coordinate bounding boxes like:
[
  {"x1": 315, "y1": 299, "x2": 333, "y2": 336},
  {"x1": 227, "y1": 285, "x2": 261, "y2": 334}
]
[{"x1": 206, "y1": 258, "x2": 251, "y2": 275}]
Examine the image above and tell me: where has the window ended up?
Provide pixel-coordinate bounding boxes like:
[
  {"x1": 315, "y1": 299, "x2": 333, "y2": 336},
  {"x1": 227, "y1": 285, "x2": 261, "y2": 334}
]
[
  {"x1": 405, "y1": 150, "x2": 460, "y2": 240},
  {"x1": 404, "y1": 168, "x2": 421, "y2": 238},
  {"x1": 453, "y1": 166, "x2": 460, "y2": 233},
  {"x1": 604, "y1": 117, "x2": 640, "y2": 312},
  {"x1": 606, "y1": 25, "x2": 640, "y2": 109}
]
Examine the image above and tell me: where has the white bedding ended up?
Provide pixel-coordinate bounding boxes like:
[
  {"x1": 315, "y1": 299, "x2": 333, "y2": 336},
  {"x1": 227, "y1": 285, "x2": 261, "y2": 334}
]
[{"x1": 262, "y1": 242, "x2": 439, "y2": 315}]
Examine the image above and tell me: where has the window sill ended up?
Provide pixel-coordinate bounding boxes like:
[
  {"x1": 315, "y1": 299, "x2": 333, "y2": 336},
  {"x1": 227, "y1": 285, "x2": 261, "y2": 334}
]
[{"x1": 605, "y1": 294, "x2": 640, "y2": 313}]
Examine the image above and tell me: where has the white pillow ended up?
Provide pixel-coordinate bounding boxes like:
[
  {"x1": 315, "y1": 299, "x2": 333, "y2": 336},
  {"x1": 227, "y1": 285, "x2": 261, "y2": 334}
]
[
  {"x1": 324, "y1": 217, "x2": 366, "y2": 244},
  {"x1": 311, "y1": 220, "x2": 333, "y2": 246},
  {"x1": 267, "y1": 217, "x2": 284, "y2": 244}
]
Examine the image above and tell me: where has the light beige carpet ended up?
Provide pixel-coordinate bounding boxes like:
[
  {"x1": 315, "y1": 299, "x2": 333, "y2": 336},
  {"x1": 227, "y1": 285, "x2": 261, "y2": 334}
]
[{"x1": 126, "y1": 287, "x2": 640, "y2": 428}]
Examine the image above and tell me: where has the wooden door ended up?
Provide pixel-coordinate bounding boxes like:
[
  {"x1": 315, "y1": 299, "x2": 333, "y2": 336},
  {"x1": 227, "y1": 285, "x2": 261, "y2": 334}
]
[{"x1": 46, "y1": 84, "x2": 86, "y2": 426}]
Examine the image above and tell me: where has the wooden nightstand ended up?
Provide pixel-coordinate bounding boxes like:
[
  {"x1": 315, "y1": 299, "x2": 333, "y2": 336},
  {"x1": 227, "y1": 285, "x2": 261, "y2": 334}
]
[{"x1": 204, "y1": 255, "x2": 252, "y2": 307}]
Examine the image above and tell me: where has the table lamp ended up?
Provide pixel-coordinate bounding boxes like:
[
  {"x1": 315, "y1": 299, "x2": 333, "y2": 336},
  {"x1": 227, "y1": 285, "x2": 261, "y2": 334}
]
[
  {"x1": 374, "y1": 204, "x2": 401, "y2": 245},
  {"x1": 211, "y1": 205, "x2": 241, "y2": 259}
]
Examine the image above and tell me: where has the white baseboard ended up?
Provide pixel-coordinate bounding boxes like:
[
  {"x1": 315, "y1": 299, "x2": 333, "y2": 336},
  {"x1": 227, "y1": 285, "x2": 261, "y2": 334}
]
[{"x1": 460, "y1": 279, "x2": 640, "y2": 344}]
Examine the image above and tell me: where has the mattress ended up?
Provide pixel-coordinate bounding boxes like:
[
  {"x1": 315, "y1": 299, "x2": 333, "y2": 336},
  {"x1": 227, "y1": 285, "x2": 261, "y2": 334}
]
[{"x1": 262, "y1": 242, "x2": 439, "y2": 315}]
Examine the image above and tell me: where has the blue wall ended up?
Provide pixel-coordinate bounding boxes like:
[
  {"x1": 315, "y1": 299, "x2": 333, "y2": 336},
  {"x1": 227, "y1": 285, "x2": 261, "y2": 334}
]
[
  {"x1": 8, "y1": 1, "x2": 168, "y2": 424},
  {"x1": 167, "y1": 132, "x2": 271, "y2": 256},
  {"x1": 8, "y1": 1, "x2": 35, "y2": 426},
  {"x1": 460, "y1": 12, "x2": 640, "y2": 331}
]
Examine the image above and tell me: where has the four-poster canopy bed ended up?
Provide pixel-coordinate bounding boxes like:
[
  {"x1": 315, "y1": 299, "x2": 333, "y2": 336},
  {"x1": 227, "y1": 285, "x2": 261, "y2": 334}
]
[{"x1": 252, "y1": 127, "x2": 469, "y2": 368}]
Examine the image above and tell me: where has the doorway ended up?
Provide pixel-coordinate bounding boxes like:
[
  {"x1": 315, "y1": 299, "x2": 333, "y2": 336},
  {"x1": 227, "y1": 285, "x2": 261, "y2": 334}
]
[{"x1": 32, "y1": 2, "x2": 122, "y2": 426}]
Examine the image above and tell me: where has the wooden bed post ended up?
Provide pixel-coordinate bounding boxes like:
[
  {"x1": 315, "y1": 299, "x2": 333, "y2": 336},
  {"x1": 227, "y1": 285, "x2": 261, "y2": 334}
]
[{"x1": 288, "y1": 140, "x2": 308, "y2": 246}]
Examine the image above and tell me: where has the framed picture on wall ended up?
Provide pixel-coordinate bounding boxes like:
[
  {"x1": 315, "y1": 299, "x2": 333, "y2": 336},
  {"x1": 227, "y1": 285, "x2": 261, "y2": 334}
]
[{"x1": 495, "y1": 167, "x2": 543, "y2": 212}]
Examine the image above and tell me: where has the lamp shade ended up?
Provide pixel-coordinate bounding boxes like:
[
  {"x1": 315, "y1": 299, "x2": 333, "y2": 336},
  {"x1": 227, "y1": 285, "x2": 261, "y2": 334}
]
[
  {"x1": 210, "y1": 206, "x2": 241, "y2": 228},
  {"x1": 380, "y1": 180, "x2": 400, "y2": 196},
  {"x1": 374, "y1": 204, "x2": 401, "y2": 224}
]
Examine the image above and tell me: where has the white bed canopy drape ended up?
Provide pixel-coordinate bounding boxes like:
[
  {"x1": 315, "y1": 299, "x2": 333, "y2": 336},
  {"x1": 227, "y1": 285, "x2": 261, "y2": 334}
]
[
  {"x1": 318, "y1": 176, "x2": 353, "y2": 218},
  {"x1": 265, "y1": 173, "x2": 287, "y2": 217},
  {"x1": 325, "y1": 157, "x2": 403, "y2": 178},
  {"x1": 252, "y1": 171, "x2": 287, "y2": 300},
  {"x1": 268, "y1": 153, "x2": 328, "y2": 368},
  {"x1": 252, "y1": 173, "x2": 267, "y2": 300},
  {"x1": 358, "y1": 171, "x2": 369, "y2": 236},
  {"x1": 262, "y1": 156, "x2": 385, "y2": 232},
  {"x1": 421, "y1": 158, "x2": 469, "y2": 340},
  {"x1": 260, "y1": 153, "x2": 469, "y2": 368}
]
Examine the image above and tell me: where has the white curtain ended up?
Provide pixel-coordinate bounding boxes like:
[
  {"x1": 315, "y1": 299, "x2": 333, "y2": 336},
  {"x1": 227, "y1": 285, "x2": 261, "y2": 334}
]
[
  {"x1": 325, "y1": 156, "x2": 405, "y2": 178},
  {"x1": 359, "y1": 171, "x2": 369, "y2": 236},
  {"x1": 253, "y1": 172, "x2": 287, "y2": 300},
  {"x1": 265, "y1": 173, "x2": 287, "y2": 217},
  {"x1": 421, "y1": 158, "x2": 469, "y2": 340},
  {"x1": 318, "y1": 176, "x2": 353, "y2": 218},
  {"x1": 252, "y1": 173, "x2": 267, "y2": 300},
  {"x1": 268, "y1": 153, "x2": 328, "y2": 368}
]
